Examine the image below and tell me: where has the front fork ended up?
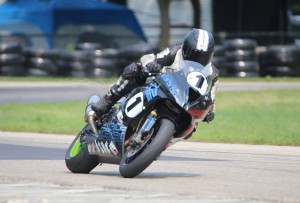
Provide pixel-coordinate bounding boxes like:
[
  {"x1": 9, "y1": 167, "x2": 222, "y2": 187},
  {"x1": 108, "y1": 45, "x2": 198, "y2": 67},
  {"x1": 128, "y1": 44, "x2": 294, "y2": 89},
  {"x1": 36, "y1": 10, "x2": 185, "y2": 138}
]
[{"x1": 125, "y1": 110, "x2": 157, "y2": 148}]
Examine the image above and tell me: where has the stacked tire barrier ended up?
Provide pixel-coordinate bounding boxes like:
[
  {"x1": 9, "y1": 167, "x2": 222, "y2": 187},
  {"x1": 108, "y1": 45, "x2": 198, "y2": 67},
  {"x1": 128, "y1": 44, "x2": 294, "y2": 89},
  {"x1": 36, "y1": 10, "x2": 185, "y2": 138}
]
[
  {"x1": 2, "y1": 36, "x2": 300, "y2": 78},
  {"x1": 90, "y1": 42, "x2": 160, "y2": 77},
  {"x1": 212, "y1": 45, "x2": 227, "y2": 76},
  {"x1": 76, "y1": 42, "x2": 121, "y2": 77},
  {"x1": 58, "y1": 50, "x2": 94, "y2": 78},
  {"x1": 24, "y1": 48, "x2": 60, "y2": 76},
  {"x1": 56, "y1": 42, "x2": 159, "y2": 78},
  {"x1": 75, "y1": 42, "x2": 103, "y2": 52},
  {"x1": 223, "y1": 39, "x2": 259, "y2": 77},
  {"x1": 259, "y1": 45, "x2": 300, "y2": 77},
  {"x1": 115, "y1": 42, "x2": 160, "y2": 74},
  {"x1": 0, "y1": 42, "x2": 25, "y2": 76},
  {"x1": 92, "y1": 48, "x2": 120, "y2": 77}
]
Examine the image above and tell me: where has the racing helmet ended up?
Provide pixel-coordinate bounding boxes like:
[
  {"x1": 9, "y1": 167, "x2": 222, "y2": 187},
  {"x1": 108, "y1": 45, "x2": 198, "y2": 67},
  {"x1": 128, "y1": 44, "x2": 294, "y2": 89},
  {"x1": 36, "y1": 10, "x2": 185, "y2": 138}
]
[{"x1": 182, "y1": 29, "x2": 215, "y2": 66}]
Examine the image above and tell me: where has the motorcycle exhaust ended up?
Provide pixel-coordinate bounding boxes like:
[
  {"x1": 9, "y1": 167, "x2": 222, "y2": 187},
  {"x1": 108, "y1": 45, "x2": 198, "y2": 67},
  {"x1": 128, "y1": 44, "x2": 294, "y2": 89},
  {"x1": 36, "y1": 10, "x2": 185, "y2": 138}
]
[{"x1": 84, "y1": 95, "x2": 101, "y2": 134}]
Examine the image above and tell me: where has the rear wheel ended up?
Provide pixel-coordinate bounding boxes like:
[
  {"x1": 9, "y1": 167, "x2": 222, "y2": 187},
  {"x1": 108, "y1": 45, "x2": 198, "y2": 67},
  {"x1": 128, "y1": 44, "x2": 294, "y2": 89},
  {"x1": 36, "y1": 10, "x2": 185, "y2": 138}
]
[
  {"x1": 119, "y1": 119, "x2": 175, "y2": 178},
  {"x1": 65, "y1": 125, "x2": 99, "y2": 173}
]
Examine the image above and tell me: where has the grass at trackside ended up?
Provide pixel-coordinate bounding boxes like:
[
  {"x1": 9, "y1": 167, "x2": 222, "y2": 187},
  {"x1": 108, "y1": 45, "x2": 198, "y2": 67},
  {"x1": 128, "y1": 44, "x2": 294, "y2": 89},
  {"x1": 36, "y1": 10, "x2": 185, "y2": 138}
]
[
  {"x1": 192, "y1": 90, "x2": 300, "y2": 146},
  {"x1": 219, "y1": 77, "x2": 300, "y2": 82},
  {"x1": 0, "y1": 101, "x2": 86, "y2": 135},
  {"x1": 0, "y1": 89, "x2": 299, "y2": 146}
]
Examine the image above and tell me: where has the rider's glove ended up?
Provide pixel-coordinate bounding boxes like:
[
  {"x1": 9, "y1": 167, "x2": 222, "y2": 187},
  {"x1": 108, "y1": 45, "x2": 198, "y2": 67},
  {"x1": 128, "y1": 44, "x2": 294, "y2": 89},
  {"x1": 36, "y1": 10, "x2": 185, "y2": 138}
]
[
  {"x1": 122, "y1": 62, "x2": 143, "y2": 79},
  {"x1": 144, "y1": 62, "x2": 161, "y2": 73}
]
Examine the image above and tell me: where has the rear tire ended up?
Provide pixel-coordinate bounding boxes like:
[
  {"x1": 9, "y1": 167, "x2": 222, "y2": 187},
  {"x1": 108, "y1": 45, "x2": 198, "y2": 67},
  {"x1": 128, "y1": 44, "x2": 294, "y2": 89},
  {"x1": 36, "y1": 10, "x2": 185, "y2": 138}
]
[
  {"x1": 119, "y1": 119, "x2": 175, "y2": 178},
  {"x1": 65, "y1": 125, "x2": 99, "y2": 173}
]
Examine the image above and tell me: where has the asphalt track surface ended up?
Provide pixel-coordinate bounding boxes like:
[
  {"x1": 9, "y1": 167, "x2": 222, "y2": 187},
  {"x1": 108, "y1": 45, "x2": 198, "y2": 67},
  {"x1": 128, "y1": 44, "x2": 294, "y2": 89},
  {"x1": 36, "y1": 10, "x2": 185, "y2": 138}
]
[
  {"x1": 1, "y1": 132, "x2": 300, "y2": 203},
  {"x1": 1, "y1": 81, "x2": 300, "y2": 202}
]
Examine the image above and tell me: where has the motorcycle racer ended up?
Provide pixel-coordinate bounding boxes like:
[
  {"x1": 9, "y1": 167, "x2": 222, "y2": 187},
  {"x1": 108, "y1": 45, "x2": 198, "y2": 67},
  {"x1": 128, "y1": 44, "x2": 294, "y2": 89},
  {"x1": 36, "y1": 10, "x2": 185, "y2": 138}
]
[{"x1": 91, "y1": 28, "x2": 219, "y2": 129}]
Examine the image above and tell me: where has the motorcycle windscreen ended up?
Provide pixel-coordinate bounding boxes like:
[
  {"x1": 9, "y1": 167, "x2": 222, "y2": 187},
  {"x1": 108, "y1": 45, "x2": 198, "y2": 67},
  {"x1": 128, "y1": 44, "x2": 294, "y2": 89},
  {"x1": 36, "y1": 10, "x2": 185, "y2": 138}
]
[
  {"x1": 158, "y1": 59, "x2": 213, "y2": 106},
  {"x1": 178, "y1": 59, "x2": 213, "y2": 96},
  {"x1": 157, "y1": 71, "x2": 190, "y2": 107}
]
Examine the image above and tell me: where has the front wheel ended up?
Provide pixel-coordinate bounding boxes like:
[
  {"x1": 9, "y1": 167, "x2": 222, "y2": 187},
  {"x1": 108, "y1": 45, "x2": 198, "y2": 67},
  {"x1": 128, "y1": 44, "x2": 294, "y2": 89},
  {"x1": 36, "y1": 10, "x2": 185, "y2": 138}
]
[
  {"x1": 65, "y1": 125, "x2": 99, "y2": 173},
  {"x1": 119, "y1": 119, "x2": 175, "y2": 178}
]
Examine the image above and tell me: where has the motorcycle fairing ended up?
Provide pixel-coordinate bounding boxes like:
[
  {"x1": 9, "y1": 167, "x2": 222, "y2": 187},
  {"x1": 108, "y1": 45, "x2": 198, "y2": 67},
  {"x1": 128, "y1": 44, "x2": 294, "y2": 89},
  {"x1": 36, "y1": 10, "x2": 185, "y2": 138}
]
[
  {"x1": 87, "y1": 111, "x2": 126, "y2": 162},
  {"x1": 124, "y1": 92, "x2": 144, "y2": 118},
  {"x1": 97, "y1": 60, "x2": 213, "y2": 158},
  {"x1": 144, "y1": 82, "x2": 160, "y2": 101},
  {"x1": 120, "y1": 82, "x2": 167, "y2": 125},
  {"x1": 120, "y1": 61, "x2": 213, "y2": 135}
]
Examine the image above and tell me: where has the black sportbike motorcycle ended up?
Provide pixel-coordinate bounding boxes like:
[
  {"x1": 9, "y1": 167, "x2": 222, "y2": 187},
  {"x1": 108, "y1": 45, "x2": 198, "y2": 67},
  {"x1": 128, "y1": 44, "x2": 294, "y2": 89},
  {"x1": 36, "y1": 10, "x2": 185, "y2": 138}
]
[{"x1": 65, "y1": 60, "x2": 214, "y2": 178}]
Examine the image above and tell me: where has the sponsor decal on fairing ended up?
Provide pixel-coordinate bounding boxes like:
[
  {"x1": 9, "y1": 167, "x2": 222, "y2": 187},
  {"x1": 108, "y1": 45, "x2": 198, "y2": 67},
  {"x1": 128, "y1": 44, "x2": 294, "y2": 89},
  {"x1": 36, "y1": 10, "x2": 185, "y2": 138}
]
[{"x1": 88, "y1": 140, "x2": 118, "y2": 156}]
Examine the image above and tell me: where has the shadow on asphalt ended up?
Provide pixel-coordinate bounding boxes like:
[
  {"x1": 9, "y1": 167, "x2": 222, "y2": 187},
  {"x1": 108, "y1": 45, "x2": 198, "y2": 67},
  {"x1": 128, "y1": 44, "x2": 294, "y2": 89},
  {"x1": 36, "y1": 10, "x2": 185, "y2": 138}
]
[
  {"x1": 88, "y1": 170, "x2": 200, "y2": 179},
  {"x1": 160, "y1": 155, "x2": 226, "y2": 162}
]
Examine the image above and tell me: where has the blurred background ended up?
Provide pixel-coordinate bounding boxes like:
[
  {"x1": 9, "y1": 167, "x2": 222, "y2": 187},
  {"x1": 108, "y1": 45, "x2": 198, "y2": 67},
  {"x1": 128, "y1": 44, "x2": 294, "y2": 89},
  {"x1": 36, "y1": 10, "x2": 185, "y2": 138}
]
[{"x1": 1, "y1": 0, "x2": 300, "y2": 78}]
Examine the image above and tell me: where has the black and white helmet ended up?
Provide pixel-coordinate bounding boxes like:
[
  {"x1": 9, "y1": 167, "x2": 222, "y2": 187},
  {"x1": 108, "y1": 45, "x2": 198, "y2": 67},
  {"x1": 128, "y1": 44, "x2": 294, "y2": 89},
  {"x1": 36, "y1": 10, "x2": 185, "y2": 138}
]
[{"x1": 182, "y1": 29, "x2": 215, "y2": 66}]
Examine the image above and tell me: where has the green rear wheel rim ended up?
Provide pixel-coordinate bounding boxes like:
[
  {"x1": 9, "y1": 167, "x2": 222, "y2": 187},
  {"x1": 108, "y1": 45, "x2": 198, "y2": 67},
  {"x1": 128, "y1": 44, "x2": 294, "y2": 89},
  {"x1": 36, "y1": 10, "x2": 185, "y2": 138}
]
[{"x1": 70, "y1": 137, "x2": 85, "y2": 157}]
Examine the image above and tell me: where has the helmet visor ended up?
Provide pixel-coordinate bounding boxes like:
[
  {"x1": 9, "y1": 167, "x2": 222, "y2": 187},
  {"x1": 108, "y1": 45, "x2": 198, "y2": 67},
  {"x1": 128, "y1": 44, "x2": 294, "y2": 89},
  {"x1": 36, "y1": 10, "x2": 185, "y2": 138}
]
[{"x1": 182, "y1": 46, "x2": 212, "y2": 66}]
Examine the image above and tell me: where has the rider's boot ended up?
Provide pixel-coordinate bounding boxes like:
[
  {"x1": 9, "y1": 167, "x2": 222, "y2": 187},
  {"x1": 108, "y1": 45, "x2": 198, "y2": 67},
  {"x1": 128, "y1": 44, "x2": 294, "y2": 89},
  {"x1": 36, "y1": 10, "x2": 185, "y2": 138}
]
[{"x1": 91, "y1": 85, "x2": 122, "y2": 118}]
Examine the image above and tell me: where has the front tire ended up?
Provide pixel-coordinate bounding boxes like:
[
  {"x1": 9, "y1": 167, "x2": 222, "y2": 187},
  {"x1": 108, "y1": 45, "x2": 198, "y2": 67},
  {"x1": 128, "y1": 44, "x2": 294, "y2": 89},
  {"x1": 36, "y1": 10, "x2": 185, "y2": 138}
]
[
  {"x1": 65, "y1": 125, "x2": 99, "y2": 173},
  {"x1": 119, "y1": 119, "x2": 175, "y2": 178}
]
